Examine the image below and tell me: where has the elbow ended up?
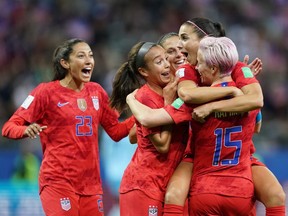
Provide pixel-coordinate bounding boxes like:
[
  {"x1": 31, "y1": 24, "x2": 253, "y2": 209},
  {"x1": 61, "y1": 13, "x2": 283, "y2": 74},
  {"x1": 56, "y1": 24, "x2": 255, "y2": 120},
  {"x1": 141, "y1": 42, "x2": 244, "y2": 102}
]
[
  {"x1": 178, "y1": 88, "x2": 190, "y2": 103},
  {"x1": 111, "y1": 136, "x2": 122, "y2": 142},
  {"x1": 136, "y1": 116, "x2": 152, "y2": 128},
  {"x1": 156, "y1": 145, "x2": 170, "y2": 154},
  {"x1": 255, "y1": 97, "x2": 264, "y2": 109}
]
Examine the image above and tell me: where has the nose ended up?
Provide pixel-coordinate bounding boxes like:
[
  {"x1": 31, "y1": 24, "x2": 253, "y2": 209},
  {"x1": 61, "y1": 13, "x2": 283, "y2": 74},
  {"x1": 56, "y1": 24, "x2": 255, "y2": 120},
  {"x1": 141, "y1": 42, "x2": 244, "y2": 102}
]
[
  {"x1": 177, "y1": 39, "x2": 184, "y2": 47},
  {"x1": 165, "y1": 59, "x2": 170, "y2": 68},
  {"x1": 85, "y1": 55, "x2": 94, "y2": 64}
]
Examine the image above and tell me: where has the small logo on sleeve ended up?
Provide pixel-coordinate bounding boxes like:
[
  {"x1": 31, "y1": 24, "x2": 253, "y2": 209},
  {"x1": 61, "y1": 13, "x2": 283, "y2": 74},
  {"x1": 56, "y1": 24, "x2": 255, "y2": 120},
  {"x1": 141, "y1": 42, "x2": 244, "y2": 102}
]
[
  {"x1": 172, "y1": 98, "x2": 184, "y2": 109},
  {"x1": 21, "y1": 95, "x2": 34, "y2": 109},
  {"x1": 176, "y1": 68, "x2": 185, "y2": 78},
  {"x1": 241, "y1": 67, "x2": 254, "y2": 78}
]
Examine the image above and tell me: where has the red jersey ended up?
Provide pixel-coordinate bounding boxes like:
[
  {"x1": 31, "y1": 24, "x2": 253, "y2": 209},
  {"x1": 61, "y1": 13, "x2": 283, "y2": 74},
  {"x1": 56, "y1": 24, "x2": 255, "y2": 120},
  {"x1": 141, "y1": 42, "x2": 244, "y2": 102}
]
[
  {"x1": 2, "y1": 81, "x2": 134, "y2": 195},
  {"x1": 119, "y1": 84, "x2": 189, "y2": 202},
  {"x1": 175, "y1": 61, "x2": 259, "y2": 88},
  {"x1": 175, "y1": 62, "x2": 259, "y2": 155},
  {"x1": 165, "y1": 81, "x2": 257, "y2": 198}
]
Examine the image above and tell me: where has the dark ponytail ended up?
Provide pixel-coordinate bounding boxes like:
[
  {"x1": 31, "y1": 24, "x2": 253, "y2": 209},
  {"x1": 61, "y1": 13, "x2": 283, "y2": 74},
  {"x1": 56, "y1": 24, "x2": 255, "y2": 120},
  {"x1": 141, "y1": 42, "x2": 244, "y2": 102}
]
[{"x1": 110, "y1": 41, "x2": 157, "y2": 113}]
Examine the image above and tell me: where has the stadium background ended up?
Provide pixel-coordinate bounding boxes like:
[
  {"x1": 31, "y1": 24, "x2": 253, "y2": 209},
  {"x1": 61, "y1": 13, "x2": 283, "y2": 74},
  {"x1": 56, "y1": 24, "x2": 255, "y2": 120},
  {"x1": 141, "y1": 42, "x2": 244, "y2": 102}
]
[{"x1": 0, "y1": 0, "x2": 287, "y2": 215}]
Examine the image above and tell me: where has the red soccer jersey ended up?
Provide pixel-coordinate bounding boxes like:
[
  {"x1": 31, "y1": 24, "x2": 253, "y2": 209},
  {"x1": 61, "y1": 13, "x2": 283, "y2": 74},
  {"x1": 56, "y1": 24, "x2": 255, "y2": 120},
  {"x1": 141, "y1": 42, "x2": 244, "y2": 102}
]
[
  {"x1": 175, "y1": 61, "x2": 259, "y2": 88},
  {"x1": 165, "y1": 81, "x2": 257, "y2": 198},
  {"x1": 119, "y1": 84, "x2": 189, "y2": 202},
  {"x1": 2, "y1": 81, "x2": 133, "y2": 195}
]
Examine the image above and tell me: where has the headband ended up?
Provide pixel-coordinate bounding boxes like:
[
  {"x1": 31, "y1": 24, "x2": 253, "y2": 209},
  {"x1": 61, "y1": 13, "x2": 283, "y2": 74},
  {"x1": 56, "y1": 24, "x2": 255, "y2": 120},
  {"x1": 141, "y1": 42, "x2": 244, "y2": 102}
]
[
  {"x1": 135, "y1": 42, "x2": 156, "y2": 69},
  {"x1": 187, "y1": 20, "x2": 208, "y2": 36}
]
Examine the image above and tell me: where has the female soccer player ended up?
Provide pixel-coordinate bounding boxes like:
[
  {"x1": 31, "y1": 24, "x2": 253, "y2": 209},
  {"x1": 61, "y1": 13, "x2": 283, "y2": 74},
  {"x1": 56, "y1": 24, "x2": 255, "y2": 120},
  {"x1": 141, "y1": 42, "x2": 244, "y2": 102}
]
[
  {"x1": 177, "y1": 18, "x2": 285, "y2": 216},
  {"x1": 2, "y1": 38, "x2": 135, "y2": 216},
  {"x1": 109, "y1": 41, "x2": 189, "y2": 215},
  {"x1": 127, "y1": 18, "x2": 286, "y2": 216}
]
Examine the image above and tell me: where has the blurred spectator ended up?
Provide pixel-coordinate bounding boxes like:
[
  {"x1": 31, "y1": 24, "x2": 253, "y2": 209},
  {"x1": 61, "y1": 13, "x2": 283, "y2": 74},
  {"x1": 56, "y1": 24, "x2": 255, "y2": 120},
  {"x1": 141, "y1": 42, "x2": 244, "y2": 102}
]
[
  {"x1": 0, "y1": 0, "x2": 287, "y2": 150},
  {"x1": 0, "y1": 0, "x2": 287, "y2": 215}
]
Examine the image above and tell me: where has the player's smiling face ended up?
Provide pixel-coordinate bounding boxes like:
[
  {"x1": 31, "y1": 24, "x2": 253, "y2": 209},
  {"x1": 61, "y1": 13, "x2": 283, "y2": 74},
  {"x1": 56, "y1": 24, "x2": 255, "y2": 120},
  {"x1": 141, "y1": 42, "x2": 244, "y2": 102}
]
[
  {"x1": 161, "y1": 35, "x2": 186, "y2": 75},
  {"x1": 196, "y1": 49, "x2": 213, "y2": 86},
  {"x1": 141, "y1": 46, "x2": 171, "y2": 88},
  {"x1": 179, "y1": 24, "x2": 200, "y2": 66},
  {"x1": 66, "y1": 42, "x2": 94, "y2": 83}
]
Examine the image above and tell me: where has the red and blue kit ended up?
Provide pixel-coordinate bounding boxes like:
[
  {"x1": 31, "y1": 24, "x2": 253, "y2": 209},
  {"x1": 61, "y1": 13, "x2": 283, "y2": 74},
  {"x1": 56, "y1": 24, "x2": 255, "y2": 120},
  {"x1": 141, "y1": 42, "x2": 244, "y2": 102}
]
[
  {"x1": 120, "y1": 84, "x2": 189, "y2": 210},
  {"x1": 176, "y1": 61, "x2": 258, "y2": 87},
  {"x1": 2, "y1": 80, "x2": 134, "y2": 195}
]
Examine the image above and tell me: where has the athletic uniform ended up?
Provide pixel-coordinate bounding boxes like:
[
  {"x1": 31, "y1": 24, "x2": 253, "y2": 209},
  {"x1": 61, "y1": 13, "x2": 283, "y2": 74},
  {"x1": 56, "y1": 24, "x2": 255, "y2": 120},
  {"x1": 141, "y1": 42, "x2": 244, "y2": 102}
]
[
  {"x1": 2, "y1": 80, "x2": 134, "y2": 216},
  {"x1": 176, "y1": 62, "x2": 264, "y2": 166},
  {"x1": 165, "y1": 81, "x2": 259, "y2": 215},
  {"x1": 119, "y1": 84, "x2": 189, "y2": 216}
]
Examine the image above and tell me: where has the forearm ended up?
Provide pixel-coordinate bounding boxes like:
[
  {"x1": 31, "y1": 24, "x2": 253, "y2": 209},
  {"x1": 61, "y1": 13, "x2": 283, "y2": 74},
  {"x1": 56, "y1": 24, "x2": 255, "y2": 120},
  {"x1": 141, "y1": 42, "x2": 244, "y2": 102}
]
[
  {"x1": 178, "y1": 86, "x2": 238, "y2": 104},
  {"x1": 209, "y1": 83, "x2": 264, "y2": 113},
  {"x1": 209, "y1": 93, "x2": 263, "y2": 113},
  {"x1": 105, "y1": 116, "x2": 135, "y2": 142},
  {"x1": 150, "y1": 125, "x2": 172, "y2": 154},
  {"x1": 2, "y1": 115, "x2": 27, "y2": 139},
  {"x1": 127, "y1": 95, "x2": 173, "y2": 128}
]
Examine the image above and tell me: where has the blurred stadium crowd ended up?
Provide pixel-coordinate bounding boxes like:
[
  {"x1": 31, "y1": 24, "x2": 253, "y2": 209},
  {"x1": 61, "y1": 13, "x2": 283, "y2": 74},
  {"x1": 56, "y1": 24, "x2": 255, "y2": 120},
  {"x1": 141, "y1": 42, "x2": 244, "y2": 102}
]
[
  {"x1": 0, "y1": 0, "x2": 287, "y2": 156},
  {"x1": 0, "y1": 0, "x2": 287, "y2": 215}
]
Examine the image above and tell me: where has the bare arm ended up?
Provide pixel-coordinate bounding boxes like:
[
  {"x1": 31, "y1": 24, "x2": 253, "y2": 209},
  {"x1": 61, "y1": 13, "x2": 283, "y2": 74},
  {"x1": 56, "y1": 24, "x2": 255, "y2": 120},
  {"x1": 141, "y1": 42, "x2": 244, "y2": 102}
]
[
  {"x1": 149, "y1": 125, "x2": 172, "y2": 154},
  {"x1": 177, "y1": 80, "x2": 242, "y2": 104},
  {"x1": 126, "y1": 90, "x2": 174, "y2": 128},
  {"x1": 128, "y1": 123, "x2": 137, "y2": 144},
  {"x1": 192, "y1": 83, "x2": 264, "y2": 122},
  {"x1": 208, "y1": 83, "x2": 263, "y2": 112}
]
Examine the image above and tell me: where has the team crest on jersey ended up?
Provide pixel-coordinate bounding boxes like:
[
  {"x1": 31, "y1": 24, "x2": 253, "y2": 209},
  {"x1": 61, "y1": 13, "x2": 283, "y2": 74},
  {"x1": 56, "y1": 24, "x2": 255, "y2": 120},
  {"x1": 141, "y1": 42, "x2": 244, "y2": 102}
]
[
  {"x1": 60, "y1": 197, "x2": 71, "y2": 211},
  {"x1": 148, "y1": 205, "x2": 158, "y2": 216},
  {"x1": 92, "y1": 96, "x2": 99, "y2": 110},
  {"x1": 77, "y1": 99, "x2": 87, "y2": 111},
  {"x1": 176, "y1": 68, "x2": 185, "y2": 78}
]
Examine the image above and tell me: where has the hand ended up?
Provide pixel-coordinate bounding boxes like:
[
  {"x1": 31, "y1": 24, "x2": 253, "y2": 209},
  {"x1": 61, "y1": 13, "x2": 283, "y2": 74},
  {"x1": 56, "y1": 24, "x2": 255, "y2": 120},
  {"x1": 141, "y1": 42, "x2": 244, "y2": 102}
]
[
  {"x1": 192, "y1": 104, "x2": 212, "y2": 123},
  {"x1": 24, "y1": 123, "x2": 47, "y2": 139},
  {"x1": 126, "y1": 89, "x2": 138, "y2": 103},
  {"x1": 243, "y1": 55, "x2": 263, "y2": 76},
  {"x1": 163, "y1": 76, "x2": 179, "y2": 105},
  {"x1": 128, "y1": 124, "x2": 137, "y2": 144}
]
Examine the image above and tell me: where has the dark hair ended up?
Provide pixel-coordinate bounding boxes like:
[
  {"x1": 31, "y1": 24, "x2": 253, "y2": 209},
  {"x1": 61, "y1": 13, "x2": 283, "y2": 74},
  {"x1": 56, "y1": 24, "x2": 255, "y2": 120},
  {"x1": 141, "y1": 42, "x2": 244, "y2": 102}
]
[
  {"x1": 184, "y1": 17, "x2": 226, "y2": 39},
  {"x1": 157, "y1": 32, "x2": 179, "y2": 47},
  {"x1": 52, "y1": 38, "x2": 86, "y2": 81},
  {"x1": 110, "y1": 41, "x2": 157, "y2": 112}
]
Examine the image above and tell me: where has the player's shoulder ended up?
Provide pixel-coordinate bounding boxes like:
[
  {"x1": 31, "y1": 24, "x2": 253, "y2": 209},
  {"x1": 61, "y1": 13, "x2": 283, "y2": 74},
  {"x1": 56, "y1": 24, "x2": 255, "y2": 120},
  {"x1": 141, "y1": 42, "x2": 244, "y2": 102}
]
[
  {"x1": 85, "y1": 81, "x2": 103, "y2": 89},
  {"x1": 233, "y1": 61, "x2": 247, "y2": 71},
  {"x1": 136, "y1": 84, "x2": 153, "y2": 99},
  {"x1": 176, "y1": 63, "x2": 196, "y2": 77},
  {"x1": 177, "y1": 63, "x2": 196, "y2": 71},
  {"x1": 85, "y1": 82, "x2": 107, "y2": 93},
  {"x1": 33, "y1": 81, "x2": 57, "y2": 93},
  {"x1": 233, "y1": 61, "x2": 255, "y2": 79}
]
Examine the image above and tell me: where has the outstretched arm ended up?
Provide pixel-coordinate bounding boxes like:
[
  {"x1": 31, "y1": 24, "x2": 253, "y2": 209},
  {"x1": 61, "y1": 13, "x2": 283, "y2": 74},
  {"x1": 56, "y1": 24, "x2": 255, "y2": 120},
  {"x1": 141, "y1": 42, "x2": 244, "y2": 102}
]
[{"x1": 2, "y1": 114, "x2": 47, "y2": 139}]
